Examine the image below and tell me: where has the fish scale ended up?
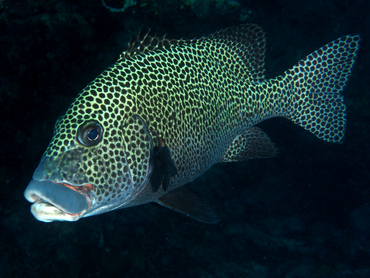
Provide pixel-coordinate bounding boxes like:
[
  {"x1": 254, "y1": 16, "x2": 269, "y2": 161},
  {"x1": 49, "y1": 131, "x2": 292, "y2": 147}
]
[{"x1": 24, "y1": 24, "x2": 360, "y2": 223}]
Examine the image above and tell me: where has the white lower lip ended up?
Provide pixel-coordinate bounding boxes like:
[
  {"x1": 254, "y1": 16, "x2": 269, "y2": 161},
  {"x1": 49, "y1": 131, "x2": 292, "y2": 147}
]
[
  {"x1": 24, "y1": 179, "x2": 91, "y2": 222},
  {"x1": 30, "y1": 199, "x2": 83, "y2": 222},
  {"x1": 24, "y1": 179, "x2": 90, "y2": 215}
]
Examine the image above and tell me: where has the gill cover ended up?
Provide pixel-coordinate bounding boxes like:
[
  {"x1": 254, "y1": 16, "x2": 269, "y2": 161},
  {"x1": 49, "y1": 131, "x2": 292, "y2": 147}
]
[{"x1": 120, "y1": 114, "x2": 154, "y2": 191}]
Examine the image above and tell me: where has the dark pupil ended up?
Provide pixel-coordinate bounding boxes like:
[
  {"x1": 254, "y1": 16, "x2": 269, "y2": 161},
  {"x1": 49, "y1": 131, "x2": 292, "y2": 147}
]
[{"x1": 87, "y1": 128, "x2": 99, "y2": 141}]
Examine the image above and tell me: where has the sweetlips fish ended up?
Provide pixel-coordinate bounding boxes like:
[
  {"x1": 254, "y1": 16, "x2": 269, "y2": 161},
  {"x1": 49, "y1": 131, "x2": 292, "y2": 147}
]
[{"x1": 24, "y1": 24, "x2": 359, "y2": 223}]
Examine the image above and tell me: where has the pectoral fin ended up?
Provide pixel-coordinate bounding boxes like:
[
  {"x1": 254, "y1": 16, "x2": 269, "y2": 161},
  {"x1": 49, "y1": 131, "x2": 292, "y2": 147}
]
[
  {"x1": 157, "y1": 186, "x2": 220, "y2": 224},
  {"x1": 150, "y1": 146, "x2": 177, "y2": 192}
]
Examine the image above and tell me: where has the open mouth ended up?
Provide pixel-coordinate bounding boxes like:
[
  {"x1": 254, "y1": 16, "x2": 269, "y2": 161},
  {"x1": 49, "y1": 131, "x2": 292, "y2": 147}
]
[{"x1": 24, "y1": 179, "x2": 91, "y2": 222}]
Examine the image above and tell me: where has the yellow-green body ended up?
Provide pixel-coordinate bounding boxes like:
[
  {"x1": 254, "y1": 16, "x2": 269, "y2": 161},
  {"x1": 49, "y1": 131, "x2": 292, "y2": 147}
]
[{"x1": 24, "y1": 25, "x2": 359, "y2": 223}]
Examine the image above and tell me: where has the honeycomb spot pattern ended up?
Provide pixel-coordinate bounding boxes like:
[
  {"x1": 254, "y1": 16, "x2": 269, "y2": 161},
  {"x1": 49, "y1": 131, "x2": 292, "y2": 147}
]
[{"x1": 39, "y1": 24, "x2": 359, "y2": 210}]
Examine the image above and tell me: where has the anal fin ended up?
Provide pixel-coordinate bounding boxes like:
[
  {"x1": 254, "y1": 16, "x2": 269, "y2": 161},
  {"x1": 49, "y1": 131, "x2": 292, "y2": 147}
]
[
  {"x1": 157, "y1": 187, "x2": 220, "y2": 224},
  {"x1": 220, "y1": 127, "x2": 278, "y2": 162}
]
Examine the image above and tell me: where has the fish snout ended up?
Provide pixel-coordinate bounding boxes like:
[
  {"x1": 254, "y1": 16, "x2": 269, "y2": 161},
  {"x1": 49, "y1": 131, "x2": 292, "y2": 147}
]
[{"x1": 24, "y1": 179, "x2": 91, "y2": 222}]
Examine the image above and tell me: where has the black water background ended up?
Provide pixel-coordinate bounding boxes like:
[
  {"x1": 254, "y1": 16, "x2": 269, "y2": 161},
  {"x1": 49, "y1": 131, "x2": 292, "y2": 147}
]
[{"x1": 0, "y1": 0, "x2": 369, "y2": 277}]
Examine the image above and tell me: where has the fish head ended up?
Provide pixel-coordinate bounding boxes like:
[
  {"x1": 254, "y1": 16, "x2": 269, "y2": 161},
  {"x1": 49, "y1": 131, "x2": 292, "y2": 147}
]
[{"x1": 24, "y1": 87, "x2": 155, "y2": 222}]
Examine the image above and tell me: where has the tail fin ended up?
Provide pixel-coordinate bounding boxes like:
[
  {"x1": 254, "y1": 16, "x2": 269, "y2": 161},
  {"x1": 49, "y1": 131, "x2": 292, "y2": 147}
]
[{"x1": 283, "y1": 35, "x2": 360, "y2": 143}]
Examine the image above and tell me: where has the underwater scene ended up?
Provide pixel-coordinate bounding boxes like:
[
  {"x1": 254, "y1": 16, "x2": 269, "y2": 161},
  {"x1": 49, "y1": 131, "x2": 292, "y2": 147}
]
[{"x1": 0, "y1": 0, "x2": 369, "y2": 277}]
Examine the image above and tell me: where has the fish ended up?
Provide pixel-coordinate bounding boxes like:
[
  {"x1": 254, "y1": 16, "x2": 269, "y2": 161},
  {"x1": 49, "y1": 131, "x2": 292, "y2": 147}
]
[{"x1": 24, "y1": 24, "x2": 360, "y2": 223}]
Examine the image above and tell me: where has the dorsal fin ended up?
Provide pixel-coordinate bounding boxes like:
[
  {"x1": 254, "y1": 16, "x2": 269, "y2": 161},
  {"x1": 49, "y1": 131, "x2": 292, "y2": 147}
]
[
  {"x1": 118, "y1": 24, "x2": 266, "y2": 82},
  {"x1": 118, "y1": 29, "x2": 192, "y2": 61},
  {"x1": 206, "y1": 24, "x2": 266, "y2": 83}
]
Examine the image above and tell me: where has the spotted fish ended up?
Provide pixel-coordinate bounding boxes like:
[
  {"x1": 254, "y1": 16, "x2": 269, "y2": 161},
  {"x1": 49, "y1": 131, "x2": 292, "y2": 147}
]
[{"x1": 24, "y1": 24, "x2": 359, "y2": 223}]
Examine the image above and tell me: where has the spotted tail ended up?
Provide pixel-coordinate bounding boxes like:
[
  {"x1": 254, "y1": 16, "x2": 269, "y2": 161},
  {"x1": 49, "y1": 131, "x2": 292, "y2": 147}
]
[{"x1": 282, "y1": 35, "x2": 360, "y2": 143}]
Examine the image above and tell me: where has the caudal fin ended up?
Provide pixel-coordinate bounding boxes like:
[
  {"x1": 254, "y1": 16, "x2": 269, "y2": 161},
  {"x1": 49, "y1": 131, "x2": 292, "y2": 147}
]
[{"x1": 283, "y1": 35, "x2": 360, "y2": 143}]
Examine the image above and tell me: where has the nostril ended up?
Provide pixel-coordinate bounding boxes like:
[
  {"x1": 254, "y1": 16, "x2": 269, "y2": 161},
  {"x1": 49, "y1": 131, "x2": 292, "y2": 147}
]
[
  {"x1": 24, "y1": 189, "x2": 40, "y2": 203},
  {"x1": 30, "y1": 194, "x2": 40, "y2": 202}
]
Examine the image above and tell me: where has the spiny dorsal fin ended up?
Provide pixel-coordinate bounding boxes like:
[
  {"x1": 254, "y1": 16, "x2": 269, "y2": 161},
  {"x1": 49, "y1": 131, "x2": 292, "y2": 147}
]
[
  {"x1": 118, "y1": 29, "x2": 193, "y2": 61},
  {"x1": 118, "y1": 24, "x2": 266, "y2": 83},
  {"x1": 206, "y1": 24, "x2": 266, "y2": 83},
  {"x1": 220, "y1": 127, "x2": 278, "y2": 162}
]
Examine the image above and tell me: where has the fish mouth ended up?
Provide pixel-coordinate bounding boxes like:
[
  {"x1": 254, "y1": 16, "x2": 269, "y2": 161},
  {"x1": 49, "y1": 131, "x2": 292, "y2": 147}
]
[{"x1": 24, "y1": 179, "x2": 92, "y2": 222}]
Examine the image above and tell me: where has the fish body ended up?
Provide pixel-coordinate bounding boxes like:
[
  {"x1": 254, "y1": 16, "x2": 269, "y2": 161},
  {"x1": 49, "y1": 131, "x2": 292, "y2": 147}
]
[{"x1": 24, "y1": 24, "x2": 359, "y2": 223}]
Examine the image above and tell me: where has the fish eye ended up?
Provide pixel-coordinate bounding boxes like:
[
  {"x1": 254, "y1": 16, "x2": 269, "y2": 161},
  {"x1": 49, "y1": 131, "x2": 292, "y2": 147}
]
[{"x1": 77, "y1": 121, "x2": 103, "y2": 147}]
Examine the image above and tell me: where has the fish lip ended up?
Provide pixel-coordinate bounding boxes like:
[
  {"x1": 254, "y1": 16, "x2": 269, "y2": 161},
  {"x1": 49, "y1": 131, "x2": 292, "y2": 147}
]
[{"x1": 24, "y1": 179, "x2": 92, "y2": 222}]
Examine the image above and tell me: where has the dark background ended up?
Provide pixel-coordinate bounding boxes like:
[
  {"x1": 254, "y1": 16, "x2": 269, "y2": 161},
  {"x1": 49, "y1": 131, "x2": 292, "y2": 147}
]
[{"x1": 0, "y1": 0, "x2": 369, "y2": 277}]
